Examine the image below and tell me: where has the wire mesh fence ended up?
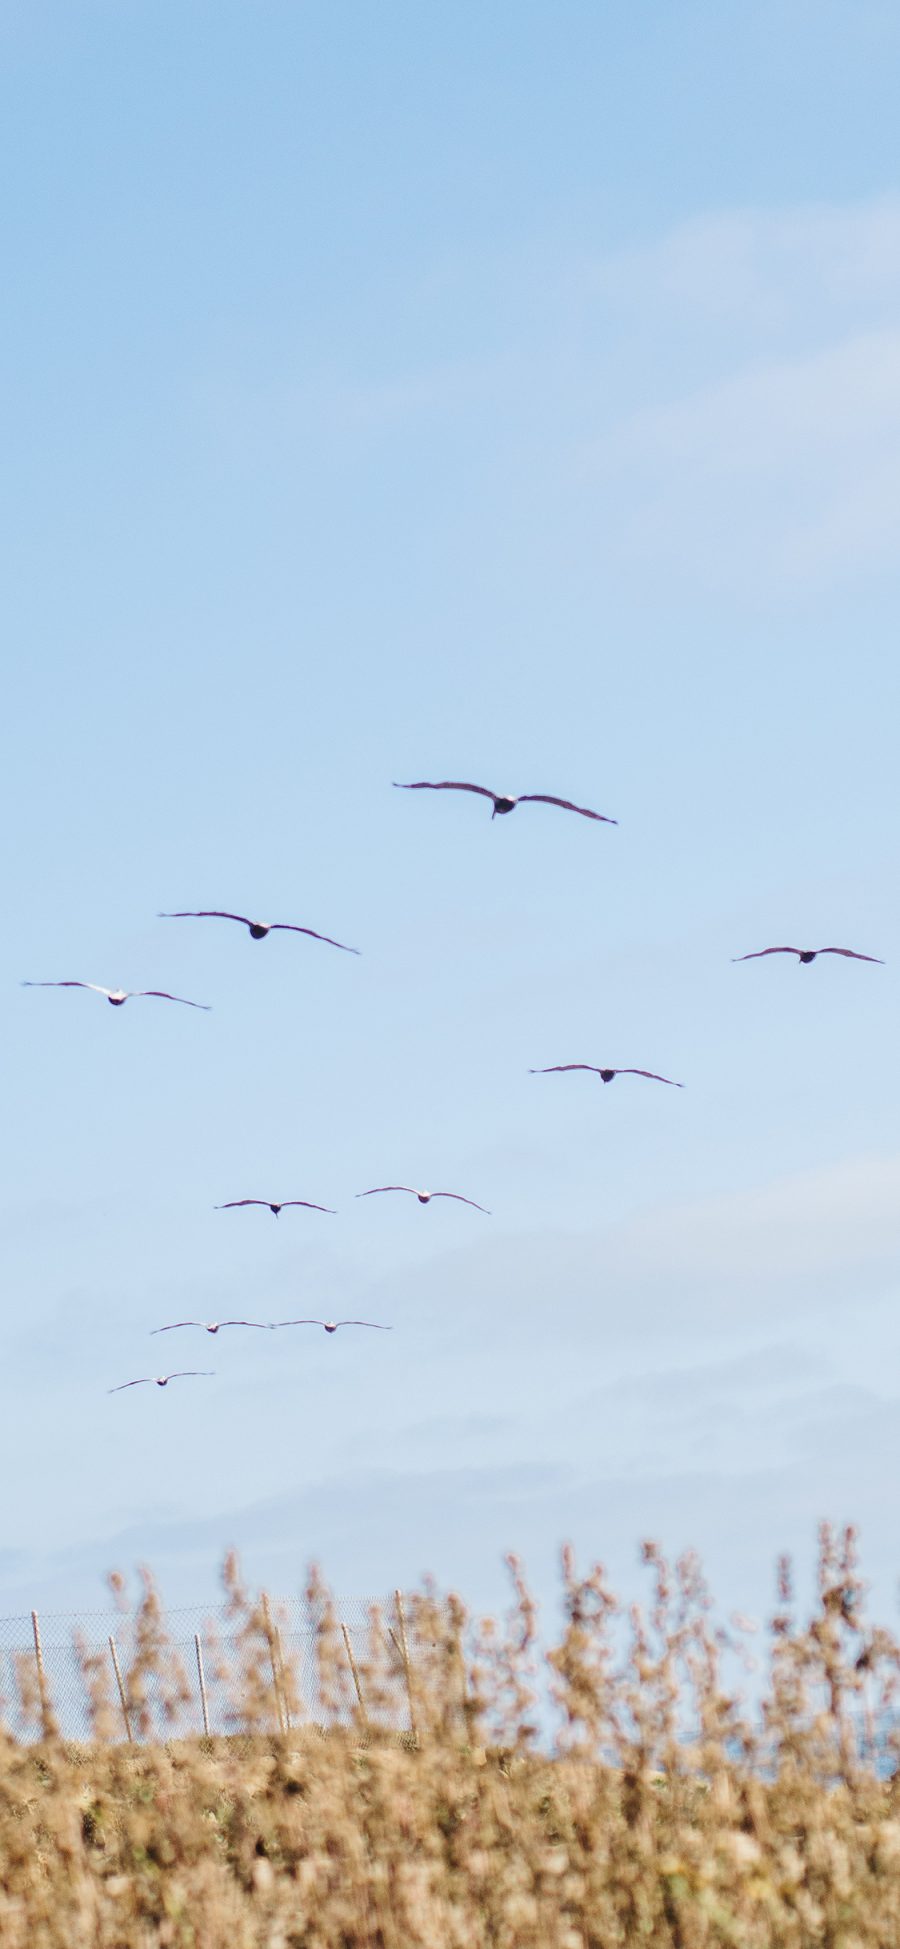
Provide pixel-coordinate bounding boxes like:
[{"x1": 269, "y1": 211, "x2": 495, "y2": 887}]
[{"x1": 0, "y1": 1591, "x2": 425, "y2": 1744}]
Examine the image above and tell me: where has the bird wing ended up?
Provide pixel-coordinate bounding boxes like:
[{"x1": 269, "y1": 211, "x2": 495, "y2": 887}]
[
  {"x1": 150, "y1": 1323, "x2": 200, "y2": 1334},
  {"x1": 731, "y1": 947, "x2": 801, "y2": 960},
  {"x1": 817, "y1": 948, "x2": 885, "y2": 962},
  {"x1": 22, "y1": 980, "x2": 107, "y2": 994},
  {"x1": 273, "y1": 1319, "x2": 327, "y2": 1328},
  {"x1": 335, "y1": 1320, "x2": 392, "y2": 1330},
  {"x1": 219, "y1": 1320, "x2": 274, "y2": 1329},
  {"x1": 355, "y1": 1186, "x2": 415, "y2": 1197},
  {"x1": 517, "y1": 794, "x2": 617, "y2": 824},
  {"x1": 108, "y1": 1378, "x2": 152, "y2": 1391},
  {"x1": 528, "y1": 1063, "x2": 600, "y2": 1074},
  {"x1": 619, "y1": 1069, "x2": 684, "y2": 1087},
  {"x1": 215, "y1": 1200, "x2": 267, "y2": 1209},
  {"x1": 278, "y1": 1200, "x2": 337, "y2": 1212},
  {"x1": 432, "y1": 1192, "x2": 491, "y2": 1212},
  {"x1": 137, "y1": 990, "x2": 211, "y2": 1009},
  {"x1": 269, "y1": 924, "x2": 360, "y2": 954},
  {"x1": 158, "y1": 910, "x2": 252, "y2": 926},
  {"x1": 167, "y1": 1371, "x2": 214, "y2": 1380},
  {"x1": 392, "y1": 780, "x2": 496, "y2": 799}
]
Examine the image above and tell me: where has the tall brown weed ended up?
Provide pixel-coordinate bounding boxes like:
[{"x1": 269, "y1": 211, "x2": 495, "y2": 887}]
[{"x1": 3, "y1": 1524, "x2": 900, "y2": 1946}]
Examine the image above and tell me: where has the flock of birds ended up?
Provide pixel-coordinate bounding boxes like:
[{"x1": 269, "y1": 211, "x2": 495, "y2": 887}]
[{"x1": 22, "y1": 776, "x2": 885, "y2": 1396}]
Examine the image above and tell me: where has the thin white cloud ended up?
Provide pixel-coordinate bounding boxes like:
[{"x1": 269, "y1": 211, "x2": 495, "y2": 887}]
[
  {"x1": 590, "y1": 198, "x2": 900, "y2": 330},
  {"x1": 612, "y1": 330, "x2": 900, "y2": 476},
  {"x1": 586, "y1": 329, "x2": 900, "y2": 589},
  {"x1": 197, "y1": 353, "x2": 499, "y2": 466},
  {"x1": 199, "y1": 192, "x2": 900, "y2": 591},
  {"x1": 613, "y1": 1151, "x2": 900, "y2": 1288},
  {"x1": 368, "y1": 1150, "x2": 900, "y2": 1352},
  {"x1": 579, "y1": 198, "x2": 900, "y2": 590}
]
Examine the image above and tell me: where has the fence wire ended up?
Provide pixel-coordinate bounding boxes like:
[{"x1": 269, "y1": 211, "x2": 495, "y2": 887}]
[{"x1": 0, "y1": 1593, "x2": 427, "y2": 1743}]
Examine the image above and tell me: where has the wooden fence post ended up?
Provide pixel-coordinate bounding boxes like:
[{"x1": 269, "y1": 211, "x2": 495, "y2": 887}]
[
  {"x1": 194, "y1": 1633, "x2": 211, "y2": 1738},
  {"x1": 261, "y1": 1593, "x2": 286, "y2": 1734},
  {"x1": 394, "y1": 1590, "x2": 416, "y2": 1739},
  {"x1": 30, "y1": 1610, "x2": 53, "y2": 1736},
  {"x1": 108, "y1": 1636, "x2": 133, "y2": 1743},
  {"x1": 341, "y1": 1622, "x2": 367, "y2": 1723},
  {"x1": 274, "y1": 1623, "x2": 292, "y2": 1732}
]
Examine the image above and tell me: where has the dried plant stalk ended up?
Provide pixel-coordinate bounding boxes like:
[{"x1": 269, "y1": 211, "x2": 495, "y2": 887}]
[{"x1": 2, "y1": 1529, "x2": 900, "y2": 1948}]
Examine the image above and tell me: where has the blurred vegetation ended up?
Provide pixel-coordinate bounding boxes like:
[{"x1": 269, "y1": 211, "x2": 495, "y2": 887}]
[{"x1": 3, "y1": 1526, "x2": 900, "y2": 1945}]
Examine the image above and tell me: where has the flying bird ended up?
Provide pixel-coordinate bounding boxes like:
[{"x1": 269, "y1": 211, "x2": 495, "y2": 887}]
[
  {"x1": 356, "y1": 1186, "x2": 490, "y2": 1212},
  {"x1": 158, "y1": 911, "x2": 359, "y2": 953},
  {"x1": 530, "y1": 1064, "x2": 684, "y2": 1087},
  {"x1": 21, "y1": 981, "x2": 210, "y2": 1009},
  {"x1": 732, "y1": 946, "x2": 885, "y2": 966},
  {"x1": 273, "y1": 1319, "x2": 391, "y2": 1334},
  {"x1": 108, "y1": 1372, "x2": 214, "y2": 1393},
  {"x1": 392, "y1": 781, "x2": 616, "y2": 823},
  {"x1": 151, "y1": 1321, "x2": 273, "y2": 1336},
  {"x1": 215, "y1": 1198, "x2": 336, "y2": 1217}
]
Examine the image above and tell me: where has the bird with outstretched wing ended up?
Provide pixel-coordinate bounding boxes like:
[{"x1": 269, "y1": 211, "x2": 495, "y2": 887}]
[
  {"x1": 392, "y1": 781, "x2": 616, "y2": 823},
  {"x1": 108, "y1": 1372, "x2": 214, "y2": 1393},
  {"x1": 158, "y1": 911, "x2": 359, "y2": 951},
  {"x1": 733, "y1": 946, "x2": 884, "y2": 965},
  {"x1": 215, "y1": 1198, "x2": 336, "y2": 1216},
  {"x1": 530, "y1": 1064, "x2": 684, "y2": 1086},
  {"x1": 273, "y1": 1319, "x2": 392, "y2": 1334},
  {"x1": 151, "y1": 1322, "x2": 273, "y2": 1336},
  {"x1": 356, "y1": 1185, "x2": 490, "y2": 1211},
  {"x1": 22, "y1": 981, "x2": 210, "y2": 1008}
]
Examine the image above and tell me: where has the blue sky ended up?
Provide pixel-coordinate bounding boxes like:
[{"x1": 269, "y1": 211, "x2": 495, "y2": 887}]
[{"x1": 2, "y1": 0, "x2": 899, "y2": 1643}]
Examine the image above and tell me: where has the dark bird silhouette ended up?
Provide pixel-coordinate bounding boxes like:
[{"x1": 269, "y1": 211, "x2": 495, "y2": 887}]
[
  {"x1": 273, "y1": 1319, "x2": 391, "y2": 1334},
  {"x1": 215, "y1": 1198, "x2": 336, "y2": 1217},
  {"x1": 530, "y1": 1064, "x2": 684, "y2": 1087},
  {"x1": 158, "y1": 911, "x2": 359, "y2": 952},
  {"x1": 732, "y1": 946, "x2": 885, "y2": 966},
  {"x1": 22, "y1": 981, "x2": 210, "y2": 1009},
  {"x1": 356, "y1": 1185, "x2": 490, "y2": 1212},
  {"x1": 108, "y1": 1372, "x2": 214, "y2": 1393},
  {"x1": 392, "y1": 781, "x2": 616, "y2": 823},
  {"x1": 151, "y1": 1321, "x2": 273, "y2": 1336}
]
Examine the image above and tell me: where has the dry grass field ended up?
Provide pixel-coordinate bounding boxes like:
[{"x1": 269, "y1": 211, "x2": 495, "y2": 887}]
[{"x1": 4, "y1": 1526, "x2": 900, "y2": 1946}]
